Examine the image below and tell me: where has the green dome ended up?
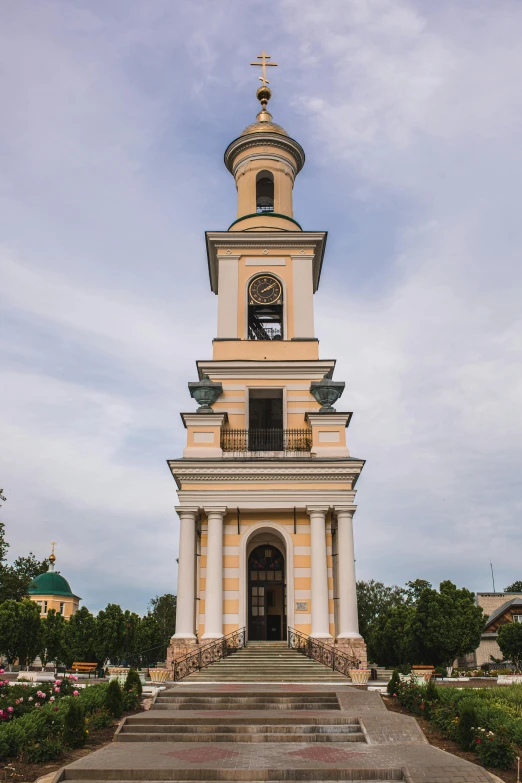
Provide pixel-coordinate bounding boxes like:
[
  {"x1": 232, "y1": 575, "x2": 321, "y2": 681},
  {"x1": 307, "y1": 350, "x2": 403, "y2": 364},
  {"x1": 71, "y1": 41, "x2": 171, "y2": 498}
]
[{"x1": 28, "y1": 571, "x2": 76, "y2": 598}]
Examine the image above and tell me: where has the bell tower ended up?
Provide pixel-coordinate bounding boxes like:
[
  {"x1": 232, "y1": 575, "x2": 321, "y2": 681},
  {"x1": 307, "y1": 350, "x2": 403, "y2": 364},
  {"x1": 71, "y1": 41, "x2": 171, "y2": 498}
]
[{"x1": 168, "y1": 55, "x2": 367, "y2": 672}]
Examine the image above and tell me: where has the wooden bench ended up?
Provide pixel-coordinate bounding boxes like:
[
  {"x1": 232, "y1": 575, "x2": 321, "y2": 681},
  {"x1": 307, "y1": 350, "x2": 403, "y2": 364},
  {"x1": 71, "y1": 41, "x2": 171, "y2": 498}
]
[{"x1": 68, "y1": 662, "x2": 98, "y2": 679}]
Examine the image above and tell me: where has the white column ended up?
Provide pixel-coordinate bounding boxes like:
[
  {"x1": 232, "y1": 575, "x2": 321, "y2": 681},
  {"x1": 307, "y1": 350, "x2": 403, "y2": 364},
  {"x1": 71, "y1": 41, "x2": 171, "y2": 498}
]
[
  {"x1": 336, "y1": 507, "x2": 362, "y2": 639},
  {"x1": 201, "y1": 507, "x2": 226, "y2": 639},
  {"x1": 307, "y1": 506, "x2": 332, "y2": 639},
  {"x1": 172, "y1": 507, "x2": 197, "y2": 639}
]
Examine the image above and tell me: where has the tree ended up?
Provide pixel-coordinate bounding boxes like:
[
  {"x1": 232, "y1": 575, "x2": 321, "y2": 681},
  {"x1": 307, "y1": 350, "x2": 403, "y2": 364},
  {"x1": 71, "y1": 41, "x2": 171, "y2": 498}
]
[
  {"x1": 64, "y1": 606, "x2": 97, "y2": 665},
  {"x1": 136, "y1": 614, "x2": 163, "y2": 666},
  {"x1": 40, "y1": 609, "x2": 67, "y2": 669},
  {"x1": 505, "y1": 581, "x2": 522, "y2": 593},
  {"x1": 0, "y1": 599, "x2": 42, "y2": 668},
  {"x1": 368, "y1": 603, "x2": 417, "y2": 667},
  {"x1": 0, "y1": 522, "x2": 48, "y2": 603},
  {"x1": 123, "y1": 610, "x2": 141, "y2": 666},
  {"x1": 405, "y1": 579, "x2": 432, "y2": 603},
  {"x1": 411, "y1": 581, "x2": 484, "y2": 668},
  {"x1": 356, "y1": 580, "x2": 406, "y2": 641},
  {"x1": 149, "y1": 593, "x2": 177, "y2": 656},
  {"x1": 497, "y1": 622, "x2": 522, "y2": 671},
  {"x1": 94, "y1": 604, "x2": 126, "y2": 665}
]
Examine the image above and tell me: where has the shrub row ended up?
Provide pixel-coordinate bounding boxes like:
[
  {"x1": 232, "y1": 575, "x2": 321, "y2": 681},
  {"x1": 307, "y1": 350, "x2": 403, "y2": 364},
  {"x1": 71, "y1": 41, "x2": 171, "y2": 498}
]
[
  {"x1": 389, "y1": 672, "x2": 521, "y2": 769},
  {"x1": 0, "y1": 671, "x2": 141, "y2": 762}
]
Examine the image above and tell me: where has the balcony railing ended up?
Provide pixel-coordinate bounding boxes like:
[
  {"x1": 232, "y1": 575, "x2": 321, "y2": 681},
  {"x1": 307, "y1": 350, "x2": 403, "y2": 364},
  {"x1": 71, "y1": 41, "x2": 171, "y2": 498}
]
[
  {"x1": 256, "y1": 204, "x2": 274, "y2": 213},
  {"x1": 221, "y1": 428, "x2": 312, "y2": 453}
]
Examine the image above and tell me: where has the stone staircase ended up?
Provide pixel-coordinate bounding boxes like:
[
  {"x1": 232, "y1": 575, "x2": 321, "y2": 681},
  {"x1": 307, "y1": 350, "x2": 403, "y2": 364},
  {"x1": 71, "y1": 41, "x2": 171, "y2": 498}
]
[
  {"x1": 118, "y1": 711, "x2": 364, "y2": 744},
  {"x1": 181, "y1": 641, "x2": 351, "y2": 682},
  {"x1": 152, "y1": 691, "x2": 341, "y2": 711}
]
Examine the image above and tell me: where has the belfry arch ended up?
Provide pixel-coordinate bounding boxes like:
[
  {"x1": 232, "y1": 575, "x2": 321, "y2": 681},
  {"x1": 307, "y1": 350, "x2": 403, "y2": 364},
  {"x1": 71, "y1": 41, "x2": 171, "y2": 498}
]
[{"x1": 239, "y1": 522, "x2": 295, "y2": 639}]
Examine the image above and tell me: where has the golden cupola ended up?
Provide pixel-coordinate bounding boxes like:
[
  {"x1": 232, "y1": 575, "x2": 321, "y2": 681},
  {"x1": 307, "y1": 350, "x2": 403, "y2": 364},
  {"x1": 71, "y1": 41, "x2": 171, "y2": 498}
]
[{"x1": 224, "y1": 52, "x2": 305, "y2": 233}]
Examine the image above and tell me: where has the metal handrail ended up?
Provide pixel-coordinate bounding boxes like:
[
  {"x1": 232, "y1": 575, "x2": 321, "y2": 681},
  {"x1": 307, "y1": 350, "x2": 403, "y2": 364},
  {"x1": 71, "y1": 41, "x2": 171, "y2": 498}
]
[
  {"x1": 221, "y1": 428, "x2": 312, "y2": 453},
  {"x1": 173, "y1": 627, "x2": 246, "y2": 681},
  {"x1": 287, "y1": 627, "x2": 360, "y2": 676}
]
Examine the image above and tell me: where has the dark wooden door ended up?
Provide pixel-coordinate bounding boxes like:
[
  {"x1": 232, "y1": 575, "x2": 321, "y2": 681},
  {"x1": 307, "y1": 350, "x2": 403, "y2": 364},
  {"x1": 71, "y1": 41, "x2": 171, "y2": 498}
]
[{"x1": 248, "y1": 545, "x2": 285, "y2": 641}]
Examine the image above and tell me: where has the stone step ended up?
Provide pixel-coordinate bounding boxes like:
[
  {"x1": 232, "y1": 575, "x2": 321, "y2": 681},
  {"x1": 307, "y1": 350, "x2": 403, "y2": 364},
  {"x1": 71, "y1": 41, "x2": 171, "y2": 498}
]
[
  {"x1": 63, "y1": 779, "x2": 401, "y2": 783},
  {"x1": 156, "y1": 693, "x2": 338, "y2": 704},
  {"x1": 121, "y1": 724, "x2": 360, "y2": 734},
  {"x1": 180, "y1": 677, "x2": 348, "y2": 682},
  {"x1": 153, "y1": 703, "x2": 341, "y2": 711},
  {"x1": 116, "y1": 732, "x2": 366, "y2": 743},
  {"x1": 62, "y1": 775, "x2": 402, "y2": 782},
  {"x1": 126, "y1": 715, "x2": 355, "y2": 726}
]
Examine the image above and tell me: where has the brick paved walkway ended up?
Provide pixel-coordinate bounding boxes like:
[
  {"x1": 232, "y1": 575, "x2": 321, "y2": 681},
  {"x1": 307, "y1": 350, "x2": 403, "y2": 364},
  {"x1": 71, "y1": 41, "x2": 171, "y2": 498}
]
[{"x1": 54, "y1": 684, "x2": 496, "y2": 783}]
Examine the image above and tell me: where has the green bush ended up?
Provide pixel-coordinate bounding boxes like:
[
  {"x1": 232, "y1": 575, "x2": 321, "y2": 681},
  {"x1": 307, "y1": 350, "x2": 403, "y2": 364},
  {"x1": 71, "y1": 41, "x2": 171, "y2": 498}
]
[
  {"x1": 124, "y1": 669, "x2": 142, "y2": 697},
  {"x1": 387, "y1": 669, "x2": 401, "y2": 697},
  {"x1": 86, "y1": 708, "x2": 113, "y2": 731},
  {"x1": 396, "y1": 680, "x2": 424, "y2": 715},
  {"x1": 456, "y1": 704, "x2": 478, "y2": 751},
  {"x1": 63, "y1": 699, "x2": 86, "y2": 749},
  {"x1": 422, "y1": 679, "x2": 440, "y2": 719},
  {"x1": 121, "y1": 688, "x2": 140, "y2": 713},
  {"x1": 104, "y1": 680, "x2": 123, "y2": 719},
  {"x1": 24, "y1": 738, "x2": 63, "y2": 763},
  {"x1": 474, "y1": 727, "x2": 516, "y2": 769},
  {"x1": 0, "y1": 682, "x2": 115, "y2": 762}
]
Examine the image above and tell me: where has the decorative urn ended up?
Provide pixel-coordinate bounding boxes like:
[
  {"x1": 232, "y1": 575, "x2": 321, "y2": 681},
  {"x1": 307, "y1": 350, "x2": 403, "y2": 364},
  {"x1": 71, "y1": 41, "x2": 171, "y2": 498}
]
[
  {"x1": 188, "y1": 374, "x2": 223, "y2": 412},
  {"x1": 310, "y1": 374, "x2": 345, "y2": 412}
]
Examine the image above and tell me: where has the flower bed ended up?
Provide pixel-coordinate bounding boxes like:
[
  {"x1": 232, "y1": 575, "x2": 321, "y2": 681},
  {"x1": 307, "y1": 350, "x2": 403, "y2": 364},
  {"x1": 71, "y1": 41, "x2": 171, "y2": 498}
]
[
  {"x1": 0, "y1": 668, "x2": 140, "y2": 763},
  {"x1": 391, "y1": 675, "x2": 522, "y2": 770}
]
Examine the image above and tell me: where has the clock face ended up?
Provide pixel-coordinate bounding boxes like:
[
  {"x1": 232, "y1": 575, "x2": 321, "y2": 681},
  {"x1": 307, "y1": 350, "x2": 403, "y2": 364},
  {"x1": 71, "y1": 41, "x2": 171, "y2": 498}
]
[{"x1": 249, "y1": 275, "x2": 282, "y2": 305}]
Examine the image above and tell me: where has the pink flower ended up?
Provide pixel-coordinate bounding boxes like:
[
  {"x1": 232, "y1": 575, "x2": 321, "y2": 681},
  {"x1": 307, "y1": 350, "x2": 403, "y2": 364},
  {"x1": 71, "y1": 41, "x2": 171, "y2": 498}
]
[
  {"x1": 72, "y1": 690, "x2": 79, "y2": 697},
  {"x1": 54, "y1": 679, "x2": 62, "y2": 685},
  {"x1": 28, "y1": 697, "x2": 33, "y2": 702},
  {"x1": 7, "y1": 707, "x2": 13, "y2": 713},
  {"x1": 35, "y1": 702, "x2": 40, "y2": 708},
  {"x1": 53, "y1": 707, "x2": 58, "y2": 712},
  {"x1": 0, "y1": 710, "x2": 4, "y2": 716},
  {"x1": 49, "y1": 696, "x2": 55, "y2": 702},
  {"x1": 54, "y1": 687, "x2": 60, "y2": 693},
  {"x1": 0, "y1": 669, "x2": 4, "y2": 674}
]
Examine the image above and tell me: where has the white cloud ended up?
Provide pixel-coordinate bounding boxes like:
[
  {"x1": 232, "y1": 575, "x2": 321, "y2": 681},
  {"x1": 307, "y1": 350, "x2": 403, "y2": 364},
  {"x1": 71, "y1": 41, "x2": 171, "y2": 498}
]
[{"x1": 0, "y1": 0, "x2": 521, "y2": 612}]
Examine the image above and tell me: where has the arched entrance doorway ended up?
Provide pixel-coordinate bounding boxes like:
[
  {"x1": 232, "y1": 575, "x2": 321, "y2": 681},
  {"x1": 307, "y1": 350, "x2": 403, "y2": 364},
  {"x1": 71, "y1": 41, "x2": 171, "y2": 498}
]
[{"x1": 248, "y1": 544, "x2": 286, "y2": 641}]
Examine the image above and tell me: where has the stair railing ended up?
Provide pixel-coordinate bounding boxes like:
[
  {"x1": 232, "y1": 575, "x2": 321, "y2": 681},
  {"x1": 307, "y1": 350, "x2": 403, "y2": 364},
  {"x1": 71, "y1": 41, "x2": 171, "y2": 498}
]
[
  {"x1": 173, "y1": 627, "x2": 246, "y2": 681},
  {"x1": 287, "y1": 627, "x2": 360, "y2": 676}
]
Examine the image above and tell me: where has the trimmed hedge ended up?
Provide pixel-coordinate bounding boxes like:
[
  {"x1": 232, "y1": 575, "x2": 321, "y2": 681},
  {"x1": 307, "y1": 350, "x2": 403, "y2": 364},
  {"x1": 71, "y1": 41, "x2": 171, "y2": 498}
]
[{"x1": 394, "y1": 679, "x2": 522, "y2": 769}]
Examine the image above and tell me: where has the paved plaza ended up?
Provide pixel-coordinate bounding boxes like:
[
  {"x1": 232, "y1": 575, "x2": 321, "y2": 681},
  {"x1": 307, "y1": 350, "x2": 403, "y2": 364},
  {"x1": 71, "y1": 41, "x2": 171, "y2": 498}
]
[{"x1": 53, "y1": 684, "x2": 496, "y2": 783}]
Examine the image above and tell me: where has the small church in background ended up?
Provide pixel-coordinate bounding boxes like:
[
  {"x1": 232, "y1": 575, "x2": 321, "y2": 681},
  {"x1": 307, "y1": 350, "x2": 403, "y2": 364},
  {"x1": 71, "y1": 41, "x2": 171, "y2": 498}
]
[
  {"x1": 28, "y1": 544, "x2": 80, "y2": 619},
  {"x1": 167, "y1": 54, "x2": 367, "y2": 667}
]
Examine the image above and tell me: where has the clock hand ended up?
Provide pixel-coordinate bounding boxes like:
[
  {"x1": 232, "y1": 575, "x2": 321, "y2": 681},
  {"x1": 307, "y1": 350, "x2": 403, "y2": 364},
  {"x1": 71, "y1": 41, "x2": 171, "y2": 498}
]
[{"x1": 261, "y1": 283, "x2": 276, "y2": 293}]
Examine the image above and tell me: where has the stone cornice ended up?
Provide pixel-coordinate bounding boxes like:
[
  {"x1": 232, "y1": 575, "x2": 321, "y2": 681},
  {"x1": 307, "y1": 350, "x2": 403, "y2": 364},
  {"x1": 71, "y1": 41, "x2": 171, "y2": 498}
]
[
  {"x1": 176, "y1": 489, "x2": 357, "y2": 512},
  {"x1": 224, "y1": 133, "x2": 305, "y2": 175},
  {"x1": 306, "y1": 412, "x2": 353, "y2": 428},
  {"x1": 167, "y1": 458, "x2": 363, "y2": 489},
  {"x1": 196, "y1": 359, "x2": 336, "y2": 380},
  {"x1": 180, "y1": 412, "x2": 228, "y2": 429},
  {"x1": 205, "y1": 231, "x2": 327, "y2": 294}
]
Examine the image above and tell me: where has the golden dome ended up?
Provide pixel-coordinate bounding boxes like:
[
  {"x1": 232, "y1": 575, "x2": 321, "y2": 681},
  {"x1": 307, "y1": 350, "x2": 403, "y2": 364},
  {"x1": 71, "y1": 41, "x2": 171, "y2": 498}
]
[
  {"x1": 241, "y1": 119, "x2": 288, "y2": 137},
  {"x1": 240, "y1": 86, "x2": 288, "y2": 137}
]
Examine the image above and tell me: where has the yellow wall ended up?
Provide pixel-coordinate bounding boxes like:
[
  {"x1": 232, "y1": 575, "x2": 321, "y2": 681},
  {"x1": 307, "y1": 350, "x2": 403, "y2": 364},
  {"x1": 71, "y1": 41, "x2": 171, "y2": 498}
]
[
  {"x1": 30, "y1": 595, "x2": 79, "y2": 620},
  {"x1": 196, "y1": 511, "x2": 332, "y2": 640}
]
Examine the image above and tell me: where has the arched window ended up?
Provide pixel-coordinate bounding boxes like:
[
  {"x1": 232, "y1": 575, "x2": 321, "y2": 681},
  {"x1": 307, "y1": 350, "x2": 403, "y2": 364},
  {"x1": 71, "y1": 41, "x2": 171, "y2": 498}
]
[{"x1": 256, "y1": 170, "x2": 274, "y2": 212}]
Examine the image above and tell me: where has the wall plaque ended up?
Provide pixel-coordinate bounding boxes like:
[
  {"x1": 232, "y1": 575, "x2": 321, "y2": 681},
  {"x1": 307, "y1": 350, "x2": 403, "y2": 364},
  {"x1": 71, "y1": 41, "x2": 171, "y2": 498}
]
[{"x1": 295, "y1": 601, "x2": 308, "y2": 611}]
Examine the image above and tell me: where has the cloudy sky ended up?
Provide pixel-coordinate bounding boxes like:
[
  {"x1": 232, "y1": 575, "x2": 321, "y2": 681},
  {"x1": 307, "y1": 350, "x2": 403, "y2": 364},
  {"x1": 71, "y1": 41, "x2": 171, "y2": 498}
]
[{"x1": 1, "y1": 0, "x2": 521, "y2": 615}]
